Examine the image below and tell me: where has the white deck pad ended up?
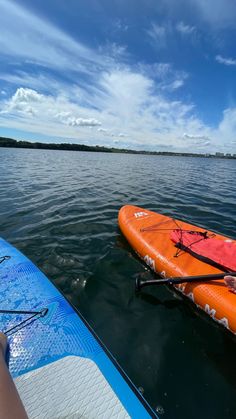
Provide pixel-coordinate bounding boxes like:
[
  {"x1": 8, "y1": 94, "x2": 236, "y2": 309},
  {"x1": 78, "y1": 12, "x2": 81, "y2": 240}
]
[{"x1": 15, "y1": 356, "x2": 130, "y2": 419}]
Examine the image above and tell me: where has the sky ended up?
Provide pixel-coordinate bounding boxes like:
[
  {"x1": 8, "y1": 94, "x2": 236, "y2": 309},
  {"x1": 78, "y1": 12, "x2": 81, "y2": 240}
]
[{"x1": 0, "y1": 0, "x2": 236, "y2": 153}]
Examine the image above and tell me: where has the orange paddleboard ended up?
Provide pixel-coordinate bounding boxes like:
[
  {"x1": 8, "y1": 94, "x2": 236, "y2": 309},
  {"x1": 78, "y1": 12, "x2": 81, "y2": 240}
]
[{"x1": 118, "y1": 205, "x2": 236, "y2": 335}]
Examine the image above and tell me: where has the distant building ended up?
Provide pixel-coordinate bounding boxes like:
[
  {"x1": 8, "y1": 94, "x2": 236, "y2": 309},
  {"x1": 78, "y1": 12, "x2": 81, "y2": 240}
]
[
  {"x1": 226, "y1": 153, "x2": 232, "y2": 157},
  {"x1": 215, "y1": 152, "x2": 224, "y2": 157}
]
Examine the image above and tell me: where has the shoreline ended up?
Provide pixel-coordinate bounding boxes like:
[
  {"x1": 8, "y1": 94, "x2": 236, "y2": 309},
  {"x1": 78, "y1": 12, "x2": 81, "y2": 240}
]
[{"x1": 1, "y1": 136, "x2": 236, "y2": 159}]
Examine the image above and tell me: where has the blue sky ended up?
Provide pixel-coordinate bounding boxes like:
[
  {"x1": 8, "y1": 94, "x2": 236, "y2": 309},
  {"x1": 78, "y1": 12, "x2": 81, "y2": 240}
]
[{"x1": 1, "y1": 0, "x2": 236, "y2": 153}]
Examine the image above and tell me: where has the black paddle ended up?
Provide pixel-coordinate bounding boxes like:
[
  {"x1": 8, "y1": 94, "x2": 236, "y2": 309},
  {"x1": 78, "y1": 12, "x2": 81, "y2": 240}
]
[{"x1": 135, "y1": 271, "x2": 236, "y2": 292}]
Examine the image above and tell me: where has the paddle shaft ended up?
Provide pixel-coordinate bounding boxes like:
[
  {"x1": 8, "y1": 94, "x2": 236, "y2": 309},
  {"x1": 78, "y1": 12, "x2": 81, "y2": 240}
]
[{"x1": 136, "y1": 271, "x2": 236, "y2": 291}]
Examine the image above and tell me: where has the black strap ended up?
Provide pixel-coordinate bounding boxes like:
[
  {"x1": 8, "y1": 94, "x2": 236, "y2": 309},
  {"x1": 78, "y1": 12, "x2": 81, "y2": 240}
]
[
  {"x1": 0, "y1": 256, "x2": 11, "y2": 264},
  {"x1": 173, "y1": 229, "x2": 215, "y2": 258},
  {"x1": 175, "y1": 242, "x2": 231, "y2": 272}
]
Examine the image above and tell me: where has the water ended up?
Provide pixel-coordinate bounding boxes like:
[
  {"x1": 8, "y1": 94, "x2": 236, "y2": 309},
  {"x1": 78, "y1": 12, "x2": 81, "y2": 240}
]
[{"x1": 1, "y1": 147, "x2": 236, "y2": 418}]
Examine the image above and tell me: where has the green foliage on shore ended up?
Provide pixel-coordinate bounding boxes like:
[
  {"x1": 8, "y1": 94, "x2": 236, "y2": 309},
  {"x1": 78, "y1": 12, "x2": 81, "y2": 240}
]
[
  {"x1": 0, "y1": 136, "x2": 124, "y2": 153},
  {"x1": 0, "y1": 136, "x2": 235, "y2": 158}
]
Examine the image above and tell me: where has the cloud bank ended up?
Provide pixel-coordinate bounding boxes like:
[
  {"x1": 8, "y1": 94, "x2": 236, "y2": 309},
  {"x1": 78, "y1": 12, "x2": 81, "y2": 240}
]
[{"x1": 0, "y1": 0, "x2": 236, "y2": 153}]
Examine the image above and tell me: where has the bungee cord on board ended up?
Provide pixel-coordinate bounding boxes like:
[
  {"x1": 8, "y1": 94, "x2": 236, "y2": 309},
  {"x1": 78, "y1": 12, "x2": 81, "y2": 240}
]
[
  {"x1": 0, "y1": 256, "x2": 11, "y2": 264},
  {"x1": 1, "y1": 308, "x2": 48, "y2": 336}
]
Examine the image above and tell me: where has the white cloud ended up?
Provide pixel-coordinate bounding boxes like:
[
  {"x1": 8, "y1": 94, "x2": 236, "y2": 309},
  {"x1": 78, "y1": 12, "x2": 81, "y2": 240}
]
[
  {"x1": 67, "y1": 117, "x2": 101, "y2": 127},
  {"x1": 55, "y1": 110, "x2": 101, "y2": 127},
  {"x1": 0, "y1": 79, "x2": 193, "y2": 149},
  {"x1": 183, "y1": 133, "x2": 211, "y2": 141},
  {"x1": 165, "y1": 79, "x2": 185, "y2": 90},
  {"x1": 218, "y1": 108, "x2": 236, "y2": 138},
  {"x1": 1, "y1": 88, "x2": 43, "y2": 115},
  {"x1": 176, "y1": 21, "x2": 195, "y2": 34},
  {"x1": 97, "y1": 127, "x2": 127, "y2": 138},
  {"x1": 183, "y1": 133, "x2": 212, "y2": 147},
  {"x1": 147, "y1": 20, "x2": 197, "y2": 52},
  {"x1": 210, "y1": 108, "x2": 236, "y2": 151},
  {"x1": 138, "y1": 62, "x2": 188, "y2": 91},
  {"x1": 147, "y1": 23, "x2": 167, "y2": 47},
  {"x1": 98, "y1": 42, "x2": 127, "y2": 60},
  {"x1": 12, "y1": 87, "x2": 44, "y2": 104},
  {"x1": 97, "y1": 128, "x2": 108, "y2": 133},
  {"x1": 0, "y1": 1, "x2": 236, "y2": 153},
  {"x1": 1, "y1": 81, "x2": 236, "y2": 153},
  {"x1": 113, "y1": 19, "x2": 129, "y2": 33},
  {"x1": 216, "y1": 55, "x2": 236, "y2": 66},
  {"x1": 0, "y1": 87, "x2": 102, "y2": 131}
]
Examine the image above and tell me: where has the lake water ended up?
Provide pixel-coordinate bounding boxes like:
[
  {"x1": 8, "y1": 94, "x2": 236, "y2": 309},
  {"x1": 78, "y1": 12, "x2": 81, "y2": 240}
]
[{"x1": 1, "y1": 147, "x2": 236, "y2": 418}]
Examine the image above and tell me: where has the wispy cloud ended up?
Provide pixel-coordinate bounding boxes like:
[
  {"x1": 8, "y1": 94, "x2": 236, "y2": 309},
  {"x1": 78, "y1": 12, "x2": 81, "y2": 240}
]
[
  {"x1": 218, "y1": 108, "x2": 236, "y2": 141},
  {"x1": 137, "y1": 62, "x2": 188, "y2": 91},
  {"x1": 0, "y1": 0, "x2": 110, "y2": 76},
  {"x1": 216, "y1": 55, "x2": 236, "y2": 66},
  {"x1": 176, "y1": 22, "x2": 195, "y2": 34},
  {"x1": 147, "y1": 23, "x2": 168, "y2": 47},
  {"x1": 147, "y1": 20, "x2": 197, "y2": 50},
  {"x1": 183, "y1": 133, "x2": 211, "y2": 141},
  {"x1": 113, "y1": 19, "x2": 129, "y2": 33}
]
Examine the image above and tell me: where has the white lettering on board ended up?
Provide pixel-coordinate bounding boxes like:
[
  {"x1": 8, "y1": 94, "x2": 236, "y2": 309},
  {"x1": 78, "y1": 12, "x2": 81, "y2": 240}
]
[
  {"x1": 134, "y1": 211, "x2": 149, "y2": 218},
  {"x1": 171, "y1": 293, "x2": 231, "y2": 332},
  {"x1": 205, "y1": 304, "x2": 216, "y2": 318},
  {"x1": 217, "y1": 317, "x2": 229, "y2": 329},
  {"x1": 187, "y1": 292, "x2": 194, "y2": 302},
  {"x1": 143, "y1": 255, "x2": 155, "y2": 271},
  {"x1": 204, "y1": 304, "x2": 230, "y2": 329},
  {"x1": 175, "y1": 283, "x2": 186, "y2": 293}
]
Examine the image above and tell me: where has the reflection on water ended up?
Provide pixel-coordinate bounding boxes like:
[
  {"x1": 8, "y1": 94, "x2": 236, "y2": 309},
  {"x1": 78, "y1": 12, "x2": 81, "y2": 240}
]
[{"x1": 1, "y1": 147, "x2": 236, "y2": 418}]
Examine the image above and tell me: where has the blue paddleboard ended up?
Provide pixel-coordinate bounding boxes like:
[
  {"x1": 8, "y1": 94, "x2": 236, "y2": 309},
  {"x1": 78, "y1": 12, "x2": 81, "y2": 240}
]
[{"x1": 0, "y1": 238, "x2": 157, "y2": 418}]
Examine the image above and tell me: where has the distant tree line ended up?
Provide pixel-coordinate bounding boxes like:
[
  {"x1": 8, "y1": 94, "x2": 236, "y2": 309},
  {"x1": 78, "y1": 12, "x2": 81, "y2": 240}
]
[
  {"x1": 0, "y1": 135, "x2": 235, "y2": 158},
  {"x1": 0, "y1": 136, "x2": 122, "y2": 153},
  {"x1": 0, "y1": 135, "x2": 153, "y2": 154}
]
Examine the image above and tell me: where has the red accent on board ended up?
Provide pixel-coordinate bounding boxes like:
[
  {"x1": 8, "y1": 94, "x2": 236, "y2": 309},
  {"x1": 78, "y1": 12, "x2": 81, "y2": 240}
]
[{"x1": 171, "y1": 230, "x2": 236, "y2": 271}]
